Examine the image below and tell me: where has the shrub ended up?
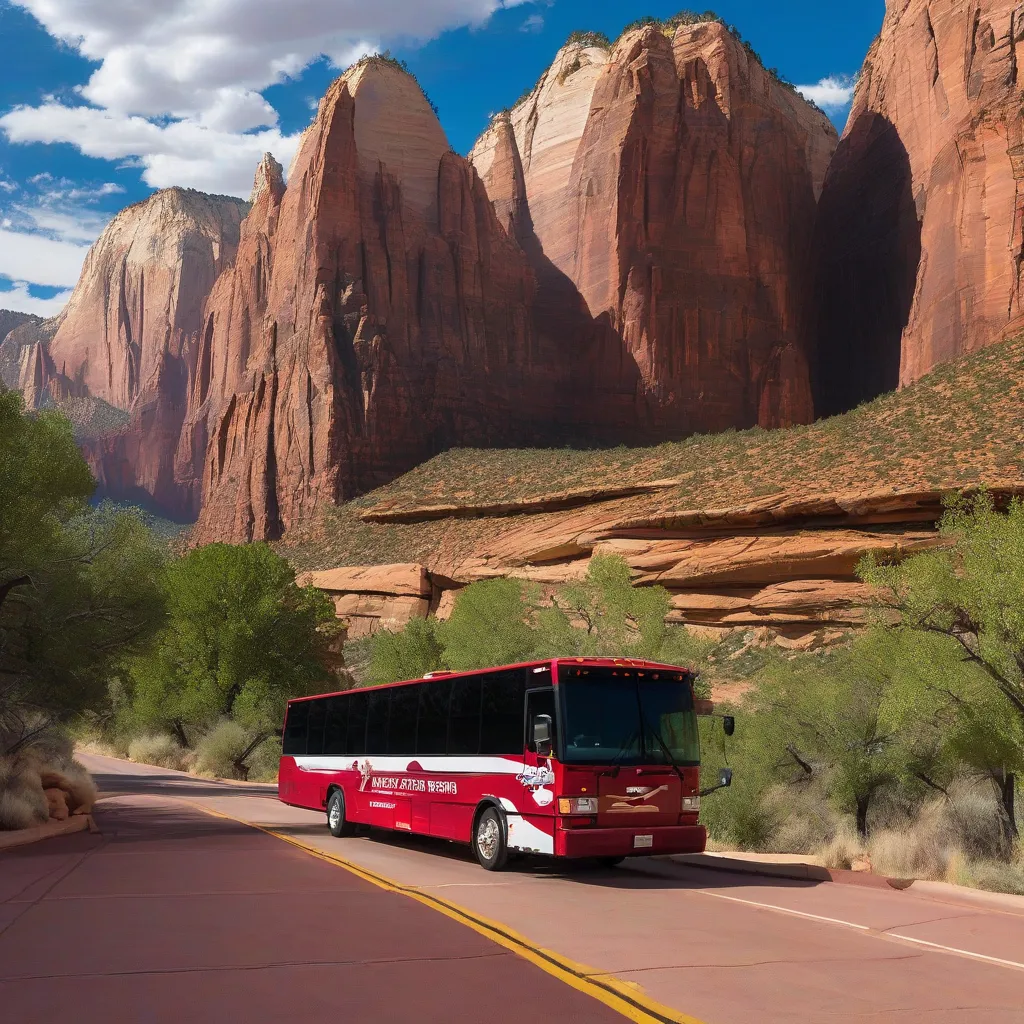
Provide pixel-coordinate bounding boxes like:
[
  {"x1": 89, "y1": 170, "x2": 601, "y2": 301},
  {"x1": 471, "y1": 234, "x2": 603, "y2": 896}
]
[
  {"x1": 246, "y1": 736, "x2": 283, "y2": 783},
  {"x1": 128, "y1": 734, "x2": 187, "y2": 771},
  {"x1": 566, "y1": 30, "x2": 610, "y2": 49},
  {"x1": 193, "y1": 720, "x2": 249, "y2": 780}
]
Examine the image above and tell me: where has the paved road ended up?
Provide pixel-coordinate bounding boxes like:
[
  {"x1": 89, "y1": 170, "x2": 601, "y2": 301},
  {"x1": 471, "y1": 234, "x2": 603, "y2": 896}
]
[
  {"x1": 7, "y1": 753, "x2": 1023, "y2": 1024},
  {"x1": 0, "y1": 769, "x2": 629, "y2": 1023}
]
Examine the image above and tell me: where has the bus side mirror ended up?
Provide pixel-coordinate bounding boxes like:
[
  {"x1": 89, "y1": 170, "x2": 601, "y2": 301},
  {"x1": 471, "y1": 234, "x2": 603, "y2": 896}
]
[
  {"x1": 533, "y1": 714, "x2": 553, "y2": 757},
  {"x1": 719, "y1": 767, "x2": 733, "y2": 788},
  {"x1": 723, "y1": 716, "x2": 735, "y2": 737}
]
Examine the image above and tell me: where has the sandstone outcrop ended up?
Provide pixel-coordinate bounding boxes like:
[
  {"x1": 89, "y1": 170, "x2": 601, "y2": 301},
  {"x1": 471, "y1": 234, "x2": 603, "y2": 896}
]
[
  {"x1": 815, "y1": 0, "x2": 1024, "y2": 414},
  {"x1": 470, "y1": 23, "x2": 837, "y2": 436},
  {"x1": 193, "y1": 59, "x2": 559, "y2": 543},
  {"x1": 298, "y1": 563, "x2": 438, "y2": 637},
  {"x1": 301, "y1": 489, "x2": 958, "y2": 639}
]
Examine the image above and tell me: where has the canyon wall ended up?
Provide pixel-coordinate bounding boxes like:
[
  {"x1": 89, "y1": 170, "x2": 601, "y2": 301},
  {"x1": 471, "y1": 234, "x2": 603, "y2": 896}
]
[
  {"x1": 470, "y1": 23, "x2": 837, "y2": 436},
  {"x1": 815, "y1": 0, "x2": 1024, "y2": 414},
  {"x1": 192, "y1": 61, "x2": 555, "y2": 543}
]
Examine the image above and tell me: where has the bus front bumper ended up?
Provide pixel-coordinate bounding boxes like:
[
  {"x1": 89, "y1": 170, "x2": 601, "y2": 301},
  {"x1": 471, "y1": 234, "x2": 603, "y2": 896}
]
[{"x1": 556, "y1": 824, "x2": 707, "y2": 859}]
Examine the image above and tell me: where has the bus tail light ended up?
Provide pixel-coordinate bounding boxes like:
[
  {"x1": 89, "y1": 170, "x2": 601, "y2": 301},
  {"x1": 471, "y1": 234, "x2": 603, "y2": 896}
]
[
  {"x1": 558, "y1": 796, "x2": 599, "y2": 815},
  {"x1": 681, "y1": 795, "x2": 700, "y2": 812}
]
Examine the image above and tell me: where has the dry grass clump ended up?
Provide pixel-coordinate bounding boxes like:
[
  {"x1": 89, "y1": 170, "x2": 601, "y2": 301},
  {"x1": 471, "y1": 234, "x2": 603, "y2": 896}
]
[
  {"x1": 0, "y1": 733, "x2": 98, "y2": 831},
  {"x1": 864, "y1": 784, "x2": 1017, "y2": 886},
  {"x1": 761, "y1": 785, "x2": 844, "y2": 854},
  {"x1": 128, "y1": 733, "x2": 188, "y2": 771},
  {"x1": 816, "y1": 825, "x2": 866, "y2": 870}
]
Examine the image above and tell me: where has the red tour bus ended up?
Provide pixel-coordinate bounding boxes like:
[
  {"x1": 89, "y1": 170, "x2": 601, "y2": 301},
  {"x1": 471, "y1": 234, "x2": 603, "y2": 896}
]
[{"x1": 278, "y1": 657, "x2": 733, "y2": 870}]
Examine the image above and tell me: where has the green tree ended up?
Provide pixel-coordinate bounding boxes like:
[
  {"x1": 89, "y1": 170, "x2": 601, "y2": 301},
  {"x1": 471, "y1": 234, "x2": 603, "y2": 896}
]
[
  {"x1": 368, "y1": 618, "x2": 445, "y2": 684},
  {"x1": 860, "y1": 493, "x2": 1024, "y2": 837},
  {"x1": 437, "y1": 577, "x2": 538, "y2": 671},
  {"x1": 128, "y1": 543, "x2": 339, "y2": 775},
  {"x1": 0, "y1": 393, "x2": 165, "y2": 752},
  {"x1": 365, "y1": 555, "x2": 712, "y2": 681},
  {"x1": 535, "y1": 554, "x2": 709, "y2": 667},
  {"x1": 0, "y1": 390, "x2": 94, "y2": 616}
]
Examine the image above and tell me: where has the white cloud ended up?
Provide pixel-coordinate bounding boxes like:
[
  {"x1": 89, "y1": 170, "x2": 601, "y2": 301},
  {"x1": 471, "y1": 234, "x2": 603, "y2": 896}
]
[
  {"x1": 520, "y1": 13, "x2": 544, "y2": 32},
  {"x1": 0, "y1": 226, "x2": 89, "y2": 289},
  {"x1": 796, "y1": 75, "x2": 857, "y2": 113},
  {"x1": 2, "y1": 102, "x2": 303, "y2": 196},
  {"x1": 0, "y1": 278, "x2": 72, "y2": 317},
  {"x1": 4, "y1": 1, "x2": 536, "y2": 195}
]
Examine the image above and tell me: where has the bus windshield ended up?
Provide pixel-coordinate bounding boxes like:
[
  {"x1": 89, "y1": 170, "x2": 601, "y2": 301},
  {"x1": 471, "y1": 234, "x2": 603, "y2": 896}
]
[{"x1": 558, "y1": 666, "x2": 700, "y2": 766}]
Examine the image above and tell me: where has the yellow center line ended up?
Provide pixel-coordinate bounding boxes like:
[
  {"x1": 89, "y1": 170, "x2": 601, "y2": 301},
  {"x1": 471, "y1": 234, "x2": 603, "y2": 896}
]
[{"x1": 182, "y1": 799, "x2": 708, "y2": 1024}]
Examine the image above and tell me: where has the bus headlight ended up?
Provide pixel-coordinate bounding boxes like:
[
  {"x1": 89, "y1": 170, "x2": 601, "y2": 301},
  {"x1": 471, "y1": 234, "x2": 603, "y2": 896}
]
[
  {"x1": 558, "y1": 797, "x2": 599, "y2": 815},
  {"x1": 681, "y1": 795, "x2": 700, "y2": 812}
]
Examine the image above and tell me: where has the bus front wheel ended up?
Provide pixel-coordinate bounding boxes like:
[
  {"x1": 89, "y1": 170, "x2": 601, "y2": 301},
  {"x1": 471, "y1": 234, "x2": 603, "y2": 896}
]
[
  {"x1": 473, "y1": 807, "x2": 509, "y2": 871},
  {"x1": 326, "y1": 789, "x2": 354, "y2": 838}
]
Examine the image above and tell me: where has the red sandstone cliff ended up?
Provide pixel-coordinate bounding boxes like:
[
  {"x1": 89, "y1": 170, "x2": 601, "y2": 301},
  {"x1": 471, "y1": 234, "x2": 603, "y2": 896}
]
[
  {"x1": 30, "y1": 189, "x2": 246, "y2": 516},
  {"x1": 815, "y1": 0, "x2": 1024, "y2": 414},
  {"x1": 470, "y1": 23, "x2": 837, "y2": 435},
  {"x1": 192, "y1": 60, "x2": 548, "y2": 543}
]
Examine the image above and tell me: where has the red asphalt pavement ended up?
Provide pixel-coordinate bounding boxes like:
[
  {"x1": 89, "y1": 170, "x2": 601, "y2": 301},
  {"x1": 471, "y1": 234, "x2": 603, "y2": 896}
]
[{"x1": 0, "y1": 795, "x2": 629, "y2": 1023}]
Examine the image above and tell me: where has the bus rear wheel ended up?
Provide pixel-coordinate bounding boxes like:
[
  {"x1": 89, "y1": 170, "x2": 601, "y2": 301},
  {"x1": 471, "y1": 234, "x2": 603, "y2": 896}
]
[
  {"x1": 473, "y1": 808, "x2": 509, "y2": 871},
  {"x1": 326, "y1": 789, "x2": 354, "y2": 838}
]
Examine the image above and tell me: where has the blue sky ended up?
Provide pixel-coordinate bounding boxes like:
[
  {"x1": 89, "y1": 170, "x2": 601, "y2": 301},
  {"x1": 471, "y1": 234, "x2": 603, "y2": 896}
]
[{"x1": 0, "y1": 0, "x2": 885, "y2": 317}]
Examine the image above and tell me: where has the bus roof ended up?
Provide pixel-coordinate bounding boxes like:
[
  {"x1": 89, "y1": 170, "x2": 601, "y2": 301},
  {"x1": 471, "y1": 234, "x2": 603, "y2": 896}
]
[{"x1": 286, "y1": 656, "x2": 696, "y2": 705}]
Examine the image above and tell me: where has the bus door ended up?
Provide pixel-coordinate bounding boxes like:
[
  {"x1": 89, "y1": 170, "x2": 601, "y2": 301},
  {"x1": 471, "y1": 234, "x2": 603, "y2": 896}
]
[{"x1": 519, "y1": 684, "x2": 557, "y2": 813}]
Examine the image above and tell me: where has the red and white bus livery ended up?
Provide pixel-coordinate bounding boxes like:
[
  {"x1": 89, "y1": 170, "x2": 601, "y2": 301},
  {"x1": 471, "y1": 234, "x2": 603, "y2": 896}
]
[{"x1": 278, "y1": 658, "x2": 727, "y2": 870}]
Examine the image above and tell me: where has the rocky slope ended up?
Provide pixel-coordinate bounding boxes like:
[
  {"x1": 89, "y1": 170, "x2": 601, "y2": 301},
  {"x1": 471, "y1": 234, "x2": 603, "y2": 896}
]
[
  {"x1": 470, "y1": 22, "x2": 838, "y2": 435},
  {"x1": 814, "y1": 0, "x2": 1024, "y2": 414},
  {"x1": 283, "y1": 334, "x2": 1024, "y2": 641},
  {"x1": 0, "y1": 310, "x2": 39, "y2": 348},
  {"x1": 192, "y1": 58, "x2": 571, "y2": 543}
]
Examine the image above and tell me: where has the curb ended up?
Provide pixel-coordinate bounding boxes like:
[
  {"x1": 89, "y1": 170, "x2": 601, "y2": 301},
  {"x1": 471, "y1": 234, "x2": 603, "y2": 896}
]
[
  {"x1": 669, "y1": 853, "x2": 915, "y2": 891},
  {"x1": 0, "y1": 814, "x2": 95, "y2": 853}
]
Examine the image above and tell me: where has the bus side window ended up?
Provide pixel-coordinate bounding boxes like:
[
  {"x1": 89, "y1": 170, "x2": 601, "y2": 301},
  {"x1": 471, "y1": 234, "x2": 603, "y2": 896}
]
[
  {"x1": 480, "y1": 670, "x2": 526, "y2": 755},
  {"x1": 347, "y1": 691, "x2": 369, "y2": 756},
  {"x1": 282, "y1": 700, "x2": 310, "y2": 756},
  {"x1": 323, "y1": 695, "x2": 348, "y2": 756},
  {"x1": 448, "y1": 675, "x2": 482, "y2": 756},
  {"x1": 416, "y1": 679, "x2": 451, "y2": 756},
  {"x1": 306, "y1": 697, "x2": 327, "y2": 756},
  {"x1": 366, "y1": 689, "x2": 391, "y2": 755},
  {"x1": 525, "y1": 689, "x2": 557, "y2": 754},
  {"x1": 387, "y1": 685, "x2": 418, "y2": 755}
]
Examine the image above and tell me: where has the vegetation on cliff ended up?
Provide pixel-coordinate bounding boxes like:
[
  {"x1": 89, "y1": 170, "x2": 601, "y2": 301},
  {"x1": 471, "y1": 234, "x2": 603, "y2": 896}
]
[{"x1": 283, "y1": 334, "x2": 1024, "y2": 574}]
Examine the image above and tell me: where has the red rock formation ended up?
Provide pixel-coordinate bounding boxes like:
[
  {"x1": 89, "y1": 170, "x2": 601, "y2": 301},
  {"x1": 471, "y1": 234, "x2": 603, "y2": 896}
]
[
  {"x1": 42, "y1": 189, "x2": 246, "y2": 517},
  {"x1": 471, "y1": 24, "x2": 837, "y2": 435},
  {"x1": 193, "y1": 60, "x2": 550, "y2": 543},
  {"x1": 815, "y1": 0, "x2": 1024, "y2": 414}
]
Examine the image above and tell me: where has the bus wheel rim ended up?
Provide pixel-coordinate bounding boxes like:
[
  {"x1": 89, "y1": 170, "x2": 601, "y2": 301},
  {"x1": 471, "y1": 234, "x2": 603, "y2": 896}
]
[
  {"x1": 329, "y1": 798, "x2": 341, "y2": 830},
  {"x1": 477, "y1": 816, "x2": 499, "y2": 860}
]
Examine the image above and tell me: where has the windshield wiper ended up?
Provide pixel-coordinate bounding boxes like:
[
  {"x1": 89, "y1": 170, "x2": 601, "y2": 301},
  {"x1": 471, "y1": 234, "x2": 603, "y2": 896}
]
[
  {"x1": 642, "y1": 716, "x2": 688, "y2": 788},
  {"x1": 599, "y1": 727, "x2": 639, "y2": 777}
]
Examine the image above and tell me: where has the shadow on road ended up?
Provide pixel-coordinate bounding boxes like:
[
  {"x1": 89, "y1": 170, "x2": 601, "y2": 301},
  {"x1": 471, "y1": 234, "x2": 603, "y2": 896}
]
[
  {"x1": 92, "y1": 770, "x2": 279, "y2": 800},
  {"x1": 89, "y1": 769, "x2": 820, "y2": 892}
]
